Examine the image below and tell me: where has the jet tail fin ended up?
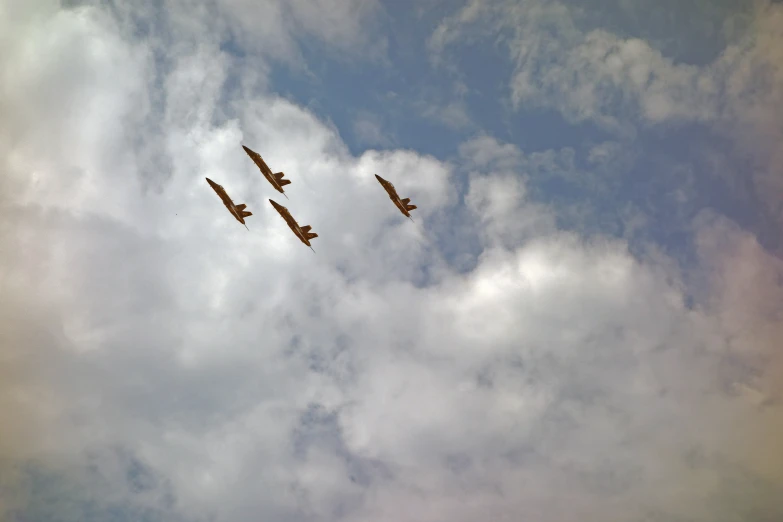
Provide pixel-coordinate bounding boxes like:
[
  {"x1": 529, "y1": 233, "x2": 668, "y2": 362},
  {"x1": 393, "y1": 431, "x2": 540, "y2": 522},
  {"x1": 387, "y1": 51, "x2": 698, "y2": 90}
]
[
  {"x1": 235, "y1": 203, "x2": 252, "y2": 218},
  {"x1": 401, "y1": 198, "x2": 410, "y2": 205},
  {"x1": 405, "y1": 204, "x2": 417, "y2": 211},
  {"x1": 301, "y1": 225, "x2": 318, "y2": 241},
  {"x1": 274, "y1": 172, "x2": 292, "y2": 187}
]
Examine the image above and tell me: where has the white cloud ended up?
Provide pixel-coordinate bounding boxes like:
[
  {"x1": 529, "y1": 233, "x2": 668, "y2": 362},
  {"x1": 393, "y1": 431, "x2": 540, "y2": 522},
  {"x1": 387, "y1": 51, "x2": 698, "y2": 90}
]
[
  {"x1": 460, "y1": 136, "x2": 556, "y2": 248},
  {"x1": 1, "y1": 2, "x2": 782, "y2": 522}
]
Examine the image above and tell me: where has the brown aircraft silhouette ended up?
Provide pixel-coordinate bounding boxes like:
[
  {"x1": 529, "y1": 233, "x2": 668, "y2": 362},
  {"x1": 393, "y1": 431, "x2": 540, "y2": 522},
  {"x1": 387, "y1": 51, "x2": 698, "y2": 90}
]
[
  {"x1": 242, "y1": 144, "x2": 291, "y2": 199},
  {"x1": 375, "y1": 174, "x2": 416, "y2": 221},
  {"x1": 269, "y1": 199, "x2": 318, "y2": 253},
  {"x1": 206, "y1": 177, "x2": 252, "y2": 230}
]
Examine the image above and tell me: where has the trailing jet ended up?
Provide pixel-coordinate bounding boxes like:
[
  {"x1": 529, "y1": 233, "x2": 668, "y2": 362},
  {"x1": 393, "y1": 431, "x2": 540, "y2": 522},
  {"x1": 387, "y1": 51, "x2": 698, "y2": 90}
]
[
  {"x1": 375, "y1": 174, "x2": 416, "y2": 220},
  {"x1": 268, "y1": 199, "x2": 318, "y2": 253},
  {"x1": 206, "y1": 177, "x2": 252, "y2": 230},
  {"x1": 242, "y1": 144, "x2": 291, "y2": 199}
]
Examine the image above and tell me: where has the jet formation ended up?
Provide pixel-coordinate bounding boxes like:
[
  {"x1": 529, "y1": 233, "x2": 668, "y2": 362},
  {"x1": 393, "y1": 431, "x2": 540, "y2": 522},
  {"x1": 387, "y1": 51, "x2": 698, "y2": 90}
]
[{"x1": 206, "y1": 144, "x2": 418, "y2": 252}]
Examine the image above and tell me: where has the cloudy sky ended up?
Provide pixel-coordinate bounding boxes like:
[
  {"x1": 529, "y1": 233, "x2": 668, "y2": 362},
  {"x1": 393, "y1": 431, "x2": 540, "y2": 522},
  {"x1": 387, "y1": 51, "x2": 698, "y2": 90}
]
[{"x1": 1, "y1": 0, "x2": 782, "y2": 520}]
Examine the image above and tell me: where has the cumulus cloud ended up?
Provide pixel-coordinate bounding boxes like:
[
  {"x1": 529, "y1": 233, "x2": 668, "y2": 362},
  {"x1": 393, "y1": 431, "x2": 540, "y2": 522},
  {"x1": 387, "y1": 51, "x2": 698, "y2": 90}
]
[
  {"x1": 459, "y1": 136, "x2": 556, "y2": 248},
  {"x1": 1, "y1": 1, "x2": 782, "y2": 522}
]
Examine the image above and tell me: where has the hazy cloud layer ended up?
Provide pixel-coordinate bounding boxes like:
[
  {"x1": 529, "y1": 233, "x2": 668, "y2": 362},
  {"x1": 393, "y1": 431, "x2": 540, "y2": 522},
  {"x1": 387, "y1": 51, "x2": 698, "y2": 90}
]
[
  {"x1": 1, "y1": 1, "x2": 781, "y2": 521},
  {"x1": 431, "y1": 0, "x2": 783, "y2": 229}
]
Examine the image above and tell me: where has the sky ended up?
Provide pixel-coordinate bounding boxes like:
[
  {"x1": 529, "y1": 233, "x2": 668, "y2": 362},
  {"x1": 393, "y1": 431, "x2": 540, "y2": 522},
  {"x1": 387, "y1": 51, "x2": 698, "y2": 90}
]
[{"x1": 1, "y1": 0, "x2": 782, "y2": 521}]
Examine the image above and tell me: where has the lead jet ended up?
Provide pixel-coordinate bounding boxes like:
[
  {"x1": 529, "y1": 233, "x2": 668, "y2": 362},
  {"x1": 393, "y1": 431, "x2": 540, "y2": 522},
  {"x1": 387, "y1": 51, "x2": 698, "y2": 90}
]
[
  {"x1": 268, "y1": 199, "x2": 318, "y2": 253},
  {"x1": 375, "y1": 174, "x2": 417, "y2": 221},
  {"x1": 242, "y1": 144, "x2": 291, "y2": 199},
  {"x1": 206, "y1": 177, "x2": 252, "y2": 230}
]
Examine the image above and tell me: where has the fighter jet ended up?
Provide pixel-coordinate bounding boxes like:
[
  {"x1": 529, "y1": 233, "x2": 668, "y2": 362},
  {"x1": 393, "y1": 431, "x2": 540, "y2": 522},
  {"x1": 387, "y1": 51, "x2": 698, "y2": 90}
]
[
  {"x1": 268, "y1": 199, "x2": 318, "y2": 253},
  {"x1": 375, "y1": 174, "x2": 417, "y2": 221},
  {"x1": 242, "y1": 144, "x2": 291, "y2": 199},
  {"x1": 206, "y1": 177, "x2": 252, "y2": 230}
]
